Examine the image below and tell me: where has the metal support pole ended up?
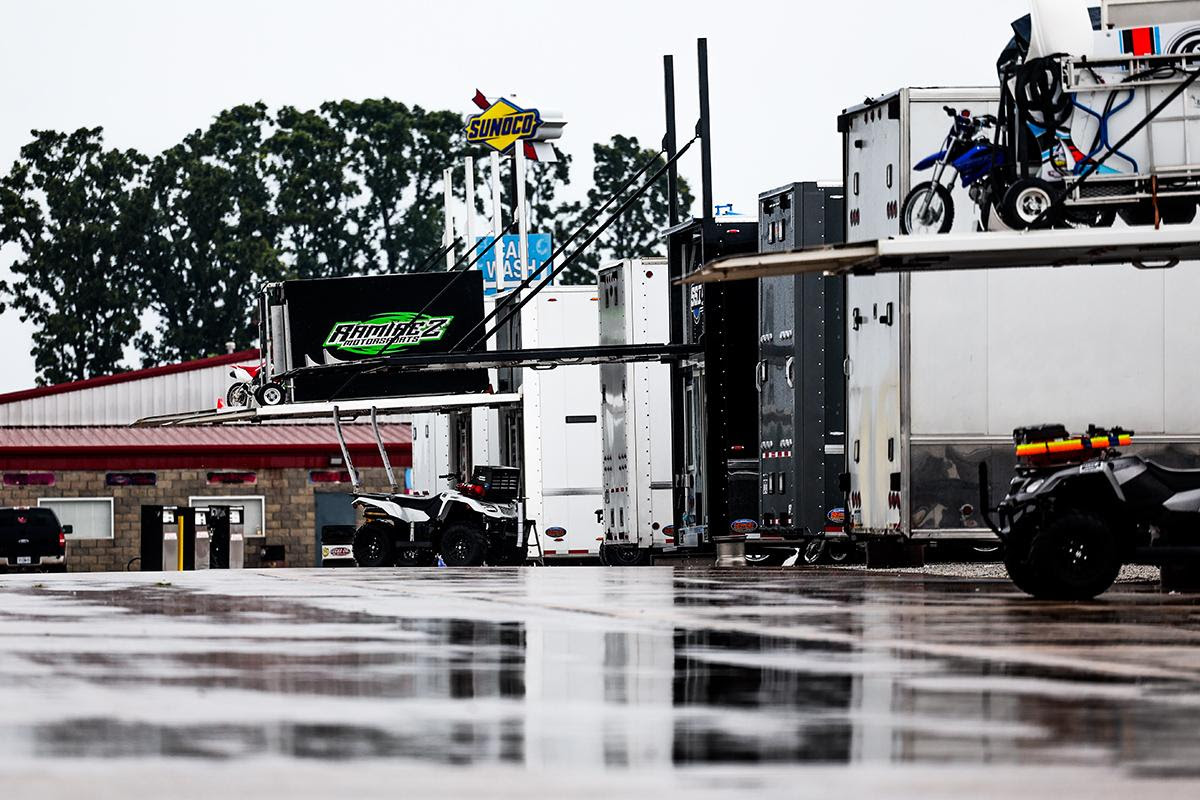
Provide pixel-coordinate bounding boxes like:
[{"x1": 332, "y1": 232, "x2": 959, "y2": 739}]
[
  {"x1": 332, "y1": 406, "x2": 360, "y2": 491},
  {"x1": 442, "y1": 168, "x2": 456, "y2": 270},
  {"x1": 464, "y1": 156, "x2": 476, "y2": 265},
  {"x1": 491, "y1": 151, "x2": 505, "y2": 291},
  {"x1": 370, "y1": 407, "x2": 397, "y2": 493},
  {"x1": 697, "y1": 38, "x2": 714, "y2": 223},
  {"x1": 664, "y1": 54, "x2": 680, "y2": 227},
  {"x1": 515, "y1": 145, "x2": 530, "y2": 280}
]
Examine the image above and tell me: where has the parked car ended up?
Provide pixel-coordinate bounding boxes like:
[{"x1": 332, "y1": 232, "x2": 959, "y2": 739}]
[{"x1": 0, "y1": 507, "x2": 69, "y2": 572}]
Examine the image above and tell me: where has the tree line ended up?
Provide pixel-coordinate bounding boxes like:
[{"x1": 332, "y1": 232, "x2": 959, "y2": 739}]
[{"x1": 0, "y1": 99, "x2": 692, "y2": 385}]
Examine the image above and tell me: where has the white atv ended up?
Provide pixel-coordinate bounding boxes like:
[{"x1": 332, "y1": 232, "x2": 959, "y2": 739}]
[{"x1": 352, "y1": 465, "x2": 524, "y2": 567}]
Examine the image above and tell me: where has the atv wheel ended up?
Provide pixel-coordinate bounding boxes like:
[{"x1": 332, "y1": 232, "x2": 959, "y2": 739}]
[
  {"x1": 226, "y1": 382, "x2": 252, "y2": 408},
  {"x1": 1000, "y1": 178, "x2": 1057, "y2": 229},
  {"x1": 255, "y1": 382, "x2": 286, "y2": 406},
  {"x1": 440, "y1": 524, "x2": 487, "y2": 566},
  {"x1": 353, "y1": 523, "x2": 394, "y2": 568},
  {"x1": 900, "y1": 182, "x2": 955, "y2": 235},
  {"x1": 600, "y1": 544, "x2": 652, "y2": 566},
  {"x1": 1003, "y1": 525, "x2": 1046, "y2": 597},
  {"x1": 1024, "y1": 512, "x2": 1122, "y2": 600}
]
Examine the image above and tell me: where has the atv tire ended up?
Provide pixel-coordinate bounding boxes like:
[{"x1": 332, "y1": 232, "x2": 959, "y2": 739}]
[
  {"x1": 1003, "y1": 525, "x2": 1047, "y2": 597},
  {"x1": 353, "y1": 522, "x2": 395, "y2": 568},
  {"x1": 1023, "y1": 511, "x2": 1121, "y2": 600},
  {"x1": 440, "y1": 524, "x2": 487, "y2": 566}
]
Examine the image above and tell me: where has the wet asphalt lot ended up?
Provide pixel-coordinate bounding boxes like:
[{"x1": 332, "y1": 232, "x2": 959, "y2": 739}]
[{"x1": 2, "y1": 567, "x2": 1200, "y2": 798}]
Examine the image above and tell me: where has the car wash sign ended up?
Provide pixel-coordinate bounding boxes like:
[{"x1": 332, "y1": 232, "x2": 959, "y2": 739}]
[
  {"x1": 475, "y1": 234, "x2": 553, "y2": 295},
  {"x1": 465, "y1": 94, "x2": 543, "y2": 154}
]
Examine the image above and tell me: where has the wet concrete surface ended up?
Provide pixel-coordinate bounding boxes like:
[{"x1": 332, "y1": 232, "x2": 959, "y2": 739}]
[{"x1": 1, "y1": 567, "x2": 1200, "y2": 798}]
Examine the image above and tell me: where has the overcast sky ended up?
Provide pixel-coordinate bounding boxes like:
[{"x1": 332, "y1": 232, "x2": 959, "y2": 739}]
[{"x1": 0, "y1": 0, "x2": 1034, "y2": 392}]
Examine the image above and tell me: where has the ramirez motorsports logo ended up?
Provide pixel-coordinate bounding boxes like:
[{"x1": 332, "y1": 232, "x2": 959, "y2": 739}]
[{"x1": 323, "y1": 312, "x2": 454, "y2": 356}]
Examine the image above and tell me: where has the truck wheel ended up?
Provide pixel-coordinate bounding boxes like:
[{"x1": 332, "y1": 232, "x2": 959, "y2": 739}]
[
  {"x1": 826, "y1": 541, "x2": 854, "y2": 564},
  {"x1": 440, "y1": 525, "x2": 487, "y2": 566},
  {"x1": 1026, "y1": 512, "x2": 1122, "y2": 600},
  {"x1": 601, "y1": 544, "x2": 651, "y2": 566},
  {"x1": 900, "y1": 182, "x2": 955, "y2": 235},
  {"x1": 353, "y1": 523, "x2": 394, "y2": 568}
]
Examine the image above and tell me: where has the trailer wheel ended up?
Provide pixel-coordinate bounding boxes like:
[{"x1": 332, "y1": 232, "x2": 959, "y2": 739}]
[
  {"x1": 440, "y1": 524, "x2": 487, "y2": 566},
  {"x1": 255, "y1": 382, "x2": 285, "y2": 406},
  {"x1": 1000, "y1": 178, "x2": 1056, "y2": 229},
  {"x1": 826, "y1": 541, "x2": 854, "y2": 564},
  {"x1": 1021, "y1": 512, "x2": 1121, "y2": 600},
  {"x1": 394, "y1": 546, "x2": 433, "y2": 567},
  {"x1": 353, "y1": 523, "x2": 394, "y2": 568},
  {"x1": 900, "y1": 182, "x2": 955, "y2": 235},
  {"x1": 600, "y1": 544, "x2": 651, "y2": 566},
  {"x1": 801, "y1": 540, "x2": 827, "y2": 565},
  {"x1": 226, "y1": 382, "x2": 252, "y2": 408}
]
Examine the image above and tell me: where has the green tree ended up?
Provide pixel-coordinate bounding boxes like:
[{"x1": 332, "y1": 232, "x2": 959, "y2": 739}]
[
  {"x1": 266, "y1": 105, "x2": 362, "y2": 278},
  {"x1": 0, "y1": 128, "x2": 151, "y2": 384},
  {"x1": 570, "y1": 134, "x2": 694, "y2": 278},
  {"x1": 137, "y1": 103, "x2": 284, "y2": 365},
  {"x1": 326, "y1": 99, "x2": 464, "y2": 274}
]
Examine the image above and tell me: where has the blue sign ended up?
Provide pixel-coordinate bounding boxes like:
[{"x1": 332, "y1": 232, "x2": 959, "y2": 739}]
[{"x1": 475, "y1": 234, "x2": 553, "y2": 296}]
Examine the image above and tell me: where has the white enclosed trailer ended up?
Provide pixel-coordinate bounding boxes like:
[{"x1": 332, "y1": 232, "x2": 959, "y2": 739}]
[
  {"x1": 840, "y1": 87, "x2": 1200, "y2": 542},
  {"x1": 512, "y1": 285, "x2": 606, "y2": 558},
  {"x1": 598, "y1": 259, "x2": 675, "y2": 559}
]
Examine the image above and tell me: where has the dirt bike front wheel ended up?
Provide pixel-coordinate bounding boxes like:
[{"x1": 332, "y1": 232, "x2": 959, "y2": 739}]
[{"x1": 900, "y1": 182, "x2": 955, "y2": 235}]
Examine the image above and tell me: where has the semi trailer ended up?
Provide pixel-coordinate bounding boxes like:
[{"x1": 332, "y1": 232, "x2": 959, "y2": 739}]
[
  {"x1": 756, "y1": 181, "x2": 848, "y2": 563},
  {"x1": 598, "y1": 259, "x2": 675, "y2": 565},
  {"x1": 840, "y1": 86, "x2": 1200, "y2": 549}
]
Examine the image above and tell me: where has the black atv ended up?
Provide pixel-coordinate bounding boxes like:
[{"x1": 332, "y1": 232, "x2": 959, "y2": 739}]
[{"x1": 980, "y1": 424, "x2": 1200, "y2": 600}]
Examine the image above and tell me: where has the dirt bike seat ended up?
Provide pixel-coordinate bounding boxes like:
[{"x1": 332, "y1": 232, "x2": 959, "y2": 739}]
[{"x1": 1145, "y1": 462, "x2": 1200, "y2": 493}]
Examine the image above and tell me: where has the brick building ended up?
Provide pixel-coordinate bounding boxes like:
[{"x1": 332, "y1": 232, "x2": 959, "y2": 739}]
[{"x1": 0, "y1": 351, "x2": 409, "y2": 572}]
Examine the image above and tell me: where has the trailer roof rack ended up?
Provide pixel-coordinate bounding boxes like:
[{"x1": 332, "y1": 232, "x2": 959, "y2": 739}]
[
  {"x1": 684, "y1": 227, "x2": 1200, "y2": 283},
  {"x1": 133, "y1": 391, "x2": 523, "y2": 427}
]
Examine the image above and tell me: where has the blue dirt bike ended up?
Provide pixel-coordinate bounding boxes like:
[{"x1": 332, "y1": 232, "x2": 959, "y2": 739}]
[{"x1": 901, "y1": 106, "x2": 1007, "y2": 234}]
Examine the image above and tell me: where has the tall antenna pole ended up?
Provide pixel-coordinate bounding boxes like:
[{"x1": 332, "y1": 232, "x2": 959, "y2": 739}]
[
  {"x1": 442, "y1": 167, "x2": 456, "y2": 270},
  {"x1": 663, "y1": 54, "x2": 679, "y2": 227},
  {"x1": 697, "y1": 38, "x2": 714, "y2": 223}
]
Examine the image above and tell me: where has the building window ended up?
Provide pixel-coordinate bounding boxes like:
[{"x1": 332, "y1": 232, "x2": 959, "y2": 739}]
[
  {"x1": 189, "y1": 495, "x2": 266, "y2": 538},
  {"x1": 37, "y1": 498, "x2": 114, "y2": 540},
  {"x1": 106, "y1": 472, "x2": 156, "y2": 487},
  {"x1": 207, "y1": 471, "x2": 257, "y2": 486}
]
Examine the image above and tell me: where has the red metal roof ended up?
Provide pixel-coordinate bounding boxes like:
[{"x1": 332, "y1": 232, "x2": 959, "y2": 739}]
[
  {"x1": 0, "y1": 424, "x2": 411, "y2": 471},
  {"x1": 0, "y1": 350, "x2": 261, "y2": 406}
]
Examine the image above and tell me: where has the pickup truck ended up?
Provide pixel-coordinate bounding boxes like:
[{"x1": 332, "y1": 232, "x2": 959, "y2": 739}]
[{"x1": 0, "y1": 507, "x2": 69, "y2": 572}]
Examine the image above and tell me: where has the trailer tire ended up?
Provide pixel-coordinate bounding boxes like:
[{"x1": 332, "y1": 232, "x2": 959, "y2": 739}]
[
  {"x1": 353, "y1": 523, "x2": 394, "y2": 568},
  {"x1": 900, "y1": 182, "x2": 955, "y2": 235},
  {"x1": 600, "y1": 544, "x2": 651, "y2": 567},
  {"x1": 1020, "y1": 512, "x2": 1121, "y2": 600},
  {"x1": 440, "y1": 524, "x2": 487, "y2": 566},
  {"x1": 826, "y1": 541, "x2": 854, "y2": 564},
  {"x1": 394, "y1": 546, "x2": 433, "y2": 567}
]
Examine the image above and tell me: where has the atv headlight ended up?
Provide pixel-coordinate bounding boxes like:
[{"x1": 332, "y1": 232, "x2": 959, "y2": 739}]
[{"x1": 1023, "y1": 479, "x2": 1044, "y2": 495}]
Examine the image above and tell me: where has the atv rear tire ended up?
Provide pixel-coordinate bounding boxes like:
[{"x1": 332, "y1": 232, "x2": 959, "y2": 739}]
[
  {"x1": 1024, "y1": 511, "x2": 1121, "y2": 600},
  {"x1": 440, "y1": 524, "x2": 487, "y2": 566},
  {"x1": 353, "y1": 523, "x2": 395, "y2": 568}
]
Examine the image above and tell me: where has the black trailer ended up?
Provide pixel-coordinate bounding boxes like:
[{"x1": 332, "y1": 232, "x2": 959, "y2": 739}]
[
  {"x1": 668, "y1": 216, "x2": 760, "y2": 549},
  {"x1": 756, "y1": 182, "x2": 847, "y2": 559}
]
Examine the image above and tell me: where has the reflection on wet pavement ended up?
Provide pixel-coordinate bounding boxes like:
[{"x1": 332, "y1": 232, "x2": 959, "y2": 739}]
[{"x1": 2, "y1": 567, "x2": 1200, "y2": 798}]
